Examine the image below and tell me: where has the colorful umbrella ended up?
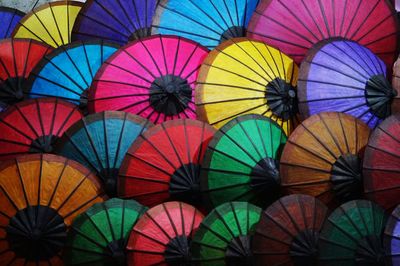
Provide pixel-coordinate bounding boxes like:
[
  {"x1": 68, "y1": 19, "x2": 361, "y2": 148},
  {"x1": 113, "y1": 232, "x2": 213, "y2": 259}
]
[
  {"x1": 12, "y1": 1, "x2": 83, "y2": 48},
  {"x1": 0, "y1": 98, "x2": 83, "y2": 160},
  {"x1": 119, "y1": 119, "x2": 216, "y2": 207},
  {"x1": 56, "y1": 111, "x2": 153, "y2": 197},
  {"x1": 126, "y1": 201, "x2": 204, "y2": 266},
  {"x1": 200, "y1": 114, "x2": 287, "y2": 209},
  {"x1": 0, "y1": 0, "x2": 86, "y2": 13},
  {"x1": 363, "y1": 114, "x2": 400, "y2": 210},
  {"x1": 280, "y1": 112, "x2": 370, "y2": 208},
  {"x1": 191, "y1": 201, "x2": 261, "y2": 265},
  {"x1": 25, "y1": 40, "x2": 119, "y2": 111},
  {"x1": 384, "y1": 204, "x2": 400, "y2": 266},
  {"x1": 0, "y1": 7, "x2": 24, "y2": 39},
  {"x1": 0, "y1": 153, "x2": 106, "y2": 265},
  {"x1": 0, "y1": 38, "x2": 52, "y2": 108},
  {"x1": 72, "y1": 0, "x2": 159, "y2": 45},
  {"x1": 152, "y1": 0, "x2": 259, "y2": 49},
  {"x1": 88, "y1": 35, "x2": 208, "y2": 123},
  {"x1": 319, "y1": 200, "x2": 387, "y2": 266},
  {"x1": 252, "y1": 194, "x2": 328, "y2": 266},
  {"x1": 298, "y1": 39, "x2": 398, "y2": 128},
  {"x1": 196, "y1": 38, "x2": 299, "y2": 135},
  {"x1": 64, "y1": 198, "x2": 147, "y2": 266},
  {"x1": 247, "y1": 0, "x2": 399, "y2": 67}
]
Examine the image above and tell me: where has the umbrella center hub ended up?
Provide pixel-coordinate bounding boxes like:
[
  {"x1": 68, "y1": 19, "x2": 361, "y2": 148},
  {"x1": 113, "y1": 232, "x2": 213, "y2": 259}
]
[
  {"x1": 290, "y1": 229, "x2": 319, "y2": 266},
  {"x1": 225, "y1": 235, "x2": 255, "y2": 265},
  {"x1": 107, "y1": 239, "x2": 126, "y2": 266},
  {"x1": 164, "y1": 235, "x2": 191, "y2": 265},
  {"x1": 79, "y1": 89, "x2": 89, "y2": 114},
  {"x1": 128, "y1": 27, "x2": 151, "y2": 41},
  {"x1": 365, "y1": 74, "x2": 397, "y2": 119},
  {"x1": 170, "y1": 163, "x2": 201, "y2": 205},
  {"x1": 220, "y1": 26, "x2": 246, "y2": 43},
  {"x1": 265, "y1": 78, "x2": 298, "y2": 121},
  {"x1": 100, "y1": 168, "x2": 119, "y2": 197},
  {"x1": 166, "y1": 84, "x2": 177, "y2": 94},
  {"x1": 355, "y1": 235, "x2": 385, "y2": 266},
  {"x1": 0, "y1": 77, "x2": 27, "y2": 106},
  {"x1": 30, "y1": 134, "x2": 59, "y2": 153}
]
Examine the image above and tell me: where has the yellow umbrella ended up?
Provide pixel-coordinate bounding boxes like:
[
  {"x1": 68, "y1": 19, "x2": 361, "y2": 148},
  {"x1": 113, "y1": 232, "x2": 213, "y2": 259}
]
[
  {"x1": 12, "y1": 1, "x2": 83, "y2": 48},
  {"x1": 196, "y1": 37, "x2": 299, "y2": 135}
]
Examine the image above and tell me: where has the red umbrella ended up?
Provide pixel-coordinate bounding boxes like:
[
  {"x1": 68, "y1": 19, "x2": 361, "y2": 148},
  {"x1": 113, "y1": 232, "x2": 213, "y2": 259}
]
[{"x1": 0, "y1": 98, "x2": 83, "y2": 160}]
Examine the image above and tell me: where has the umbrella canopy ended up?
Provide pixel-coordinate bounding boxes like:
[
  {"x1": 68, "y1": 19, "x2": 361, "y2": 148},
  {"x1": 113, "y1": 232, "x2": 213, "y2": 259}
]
[
  {"x1": 280, "y1": 112, "x2": 370, "y2": 208},
  {"x1": 126, "y1": 201, "x2": 204, "y2": 266},
  {"x1": 0, "y1": 98, "x2": 83, "y2": 160},
  {"x1": 64, "y1": 198, "x2": 147, "y2": 266},
  {"x1": 363, "y1": 114, "x2": 400, "y2": 210},
  {"x1": 319, "y1": 200, "x2": 387, "y2": 266},
  {"x1": 12, "y1": 1, "x2": 83, "y2": 48},
  {"x1": 247, "y1": 0, "x2": 399, "y2": 68},
  {"x1": 298, "y1": 39, "x2": 398, "y2": 128},
  {"x1": 119, "y1": 119, "x2": 216, "y2": 207},
  {"x1": 384, "y1": 204, "x2": 400, "y2": 266},
  {"x1": 152, "y1": 0, "x2": 259, "y2": 49},
  {"x1": 0, "y1": 0, "x2": 86, "y2": 13},
  {"x1": 56, "y1": 111, "x2": 153, "y2": 197},
  {"x1": 0, "y1": 153, "x2": 106, "y2": 265},
  {"x1": 25, "y1": 40, "x2": 119, "y2": 111},
  {"x1": 191, "y1": 201, "x2": 261, "y2": 265},
  {"x1": 0, "y1": 7, "x2": 24, "y2": 39},
  {"x1": 0, "y1": 38, "x2": 52, "y2": 108},
  {"x1": 72, "y1": 0, "x2": 159, "y2": 45},
  {"x1": 196, "y1": 38, "x2": 299, "y2": 135},
  {"x1": 88, "y1": 35, "x2": 208, "y2": 123},
  {"x1": 201, "y1": 114, "x2": 287, "y2": 209},
  {"x1": 252, "y1": 194, "x2": 328, "y2": 266}
]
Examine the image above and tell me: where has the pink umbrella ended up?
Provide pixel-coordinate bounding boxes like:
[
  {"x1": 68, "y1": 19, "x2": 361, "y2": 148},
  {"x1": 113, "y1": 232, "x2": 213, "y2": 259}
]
[{"x1": 88, "y1": 35, "x2": 208, "y2": 123}]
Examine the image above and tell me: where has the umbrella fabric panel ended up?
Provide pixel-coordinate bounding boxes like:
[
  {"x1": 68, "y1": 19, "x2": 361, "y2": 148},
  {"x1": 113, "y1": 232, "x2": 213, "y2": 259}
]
[
  {"x1": 0, "y1": 7, "x2": 24, "y2": 39},
  {"x1": 394, "y1": 56, "x2": 400, "y2": 113},
  {"x1": 384, "y1": 205, "x2": 400, "y2": 265},
  {"x1": 0, "y1": 0, "x2": 86, "y2": 13}
]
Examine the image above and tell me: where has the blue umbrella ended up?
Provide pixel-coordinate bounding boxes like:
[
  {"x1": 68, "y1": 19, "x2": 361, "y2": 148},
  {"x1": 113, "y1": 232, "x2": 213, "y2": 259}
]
[
  {"x1": 25, "y1": 40, "x2": 119, "y2": 111},
  {"x1": 0, "y1": 7, "x2": 24, "y2": 39}
]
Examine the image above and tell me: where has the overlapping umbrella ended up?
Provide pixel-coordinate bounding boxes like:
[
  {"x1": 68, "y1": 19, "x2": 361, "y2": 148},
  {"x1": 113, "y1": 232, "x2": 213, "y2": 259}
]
[
  {"x1": 0, "y1": 98, "x2": 83, "y2": 160},
  {"x1": 126, "y1": 201, "x2": 204, "y2": 266},
  {"x1": 191, "y1": 201, "x2": 261, "y2": 265},
  {"x1": 64, "y1": 198, "x2": 147, "y2": 266},
  {"x1": 0, "y1": 38, "x2": 52, "y2": 108},
  {"x1": 152, "y1": 0, "x2": 259, "y2": 49},
  {"x1": 363, "y1": 114, "x2": 400, "y2": 210},
  {"x1": 247, "y1": 0, "x2": 399, "y2": 67},
  {"x1": 196, "y1": 38, "x2": 299, "y2": 134},
  {"x1": 0, "y1": 0, "x2": 86, "y2": 13},
  {"x1": 384, "y1": 204, "x2": 400, "y2": 266},
  {"x1": 119, "y1": 119, "x2": 215, "y2": 207},
  {"x1": 252, "y1": 194, "x2": 328, "y2": 266},
  {"x1": 201, "y1": 114, "x2": 287, "y2": 209},
  {"x1": 0, "y1": 7, "x2": 24, "y2": 39},
  {"x1": 298, "y1": 39, "x2": 398, "y2": 128},
  {"x1": 280, "y1": 112, "x2": 370, "y2": 207},
  {"x1": 0, "y1": 154, "x2": 106, "y2": 265},
  {"x1": 73, "y1": 0, "x2": 159, "y2": 44},
  {"x1": 25, "y1": 40, "x2": 119, "y2": 111},
  {"x1": 319, "y1": 200, "x2": 387, "y2": 266},
  {"x1": 56, "y1": 111, "x2": 152, "y2": 197},
  {"x1": 12, "y1": 1, "x2": 84, "y2": 48},
  {"x1": 89, "y1": 35, "x2": 208, "y2": 123}
]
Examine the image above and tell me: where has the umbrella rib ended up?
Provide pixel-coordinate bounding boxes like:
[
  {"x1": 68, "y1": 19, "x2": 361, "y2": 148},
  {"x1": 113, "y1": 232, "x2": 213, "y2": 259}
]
[
  {"x1": 158, "y1": 36, "x2": 169, "y2": 74},
  {"x1": 377, "y1": 127, "x2": 400, "y2": 145},
  {"x1": 214, "y1": 206, "x2": 239, "y2": 240},
  {"x1": 366, "y1": 146, "x2": 400, "y2": 160},
  {"x1": 54, "y1": 105, "x2": 79, "y2": 137},
  {"x1": 348, "y1": 0, "x2": 380, "y2": 41},
  {"x1": 343, "y1": 0, "x2": 363, "y2": 38},
  {"x1": 356, "y1": 13, "x2": 394, "y2": 44},
  {"x1": 178, "y1": 42, "x2": 199, "y2": 78},
  {"x1": 118, "y1": 50, "x2": 157, "y2": 80},
  {"x1": 221, "y1": 0, "x2": 236, "y2": 34},
  {"x1": 163, "y1": 203, "x2": 179, "y2": 237},
  {"x1": 280, "y1": 161, "x2": 331, "y2": 174},
  {"x1": 238, "y1": 120, "x2": 264, "y2": 160},
  {"x1": 209, "y1": 102, "x2": 268, "y2": 126},
  {"x1": 263, "y1": 211, "x2": 296, "y2": 238},
  {"x1": 145, "y1": 211, "x2": 173, "y2": 240},
  {"x1": 346, "y1": 39, "x2": 381, "y2": 74},
  {"x1": 71, "y1": 224, "x2": 109, "y2": 251},
  {"x1": 82, "y1": 120, "x2": 107, "y2": 172},
  {"x1": 317, "y1": 0, "x2": 331, "y2": 37},
  {"x1": 131, "y1": 0, "x2": 143, "y2": 30},
  {"x1": 340, "y1": 41, "x2": 377, "y2": 77},
  {"x1": 125, "y1": 153, "x2": 173, "y2": 178},
  {"x1": 21, "y1": 39, "x2": 32, "y2": 80},
  {"x1": 111, "y1": 114, "x2": 127, "y2": 170},
  {"x1": 318, "y1": 113, "x2": 345, "y2": 155},
  {"x1": 103, "y1": 203, "x2": 117, "y2": 241},
  {"x1": 299, "y1": 123, "x2": 338, "y2": 160},
  {"x1": 15, "y1": 105, "x2": 41, "y2": 139},
  {"x1": 30, "y1": 73, "x2": 84, "y2": 96},
  {"x1": 172, "y1": 38, "x2": 181, "y2": 75},
  {"x1": 0, "y1": 56, "x2": 13, "y2": 80},
  {"x1": 49, "y1": 3, "x2": 65, "y2": 46},
  {"x1": 338, "y1": 113, "x2": 351, "y2": 154},
  {"x1": 35, "y1": 99, "x2": 46, "y2": 138},
  {"x1": 298, "y1": 79, "x2": 364, "y2": 91},
  {"x1": 286, "y1": 139, "x2": 334, "y2": 165},
  {"x1": 92, "y1": 79, "x2": 151, "y2": 90},
  {"x1": 116, "y1": 0, "x2": 137, "y2": 31},
  {"x1": 46, "y1": 161, "x2": 68, "y2": 210},
  {"x1": 15, "y1": 160, "x2": 30, "y2": 208},
  {"x1": 102, "y1": 113, "x2": 111, "y2": 178},
  {"x1": 63, "y1": 46, "x2": 90, "y2": 88},
  {"x1": 190, "y1": 0, "x2": 231, "y2": 33},
  {"x1": 94, "y1": 1, "x2": 133, "y2": 34},
  {"x1": 139, "y1": 39, "x2": 163, "y2": 77},
  {"x1": 63, "y1": 193, "x2": 105, "y2": 221},
  {"x1": 256, "y1": 119, "x2": 269, "y2": 158},
  {"x1": 246, "y1": 40, "x2": 278, "y2": 80},
  {"x1": 197, "y1": 97, "x2": 266, "y2": 106},
  {"x1": 32, "y1": 8, "x2": 59, "y2": 47}
]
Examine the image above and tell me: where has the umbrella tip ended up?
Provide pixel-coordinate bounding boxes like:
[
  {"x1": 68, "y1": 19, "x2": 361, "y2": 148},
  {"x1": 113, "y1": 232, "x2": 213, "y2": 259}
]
[
  {"x1": 225, "y1": 235, "x2": 255, "y2": 266},
  {"x1": 164, "y1": 235, "x2": 192, "y2": 265},
  {"x1": 220, "y1": 26, "x2": 246, "y2": 43},
  {"x1": 250, "y1": 157, "x2": 281, "y2": 203},
  {"x1": 266, "y1": 78, "x2": 298, "y2": 121},
  {"x1": 128, "y1": 27, "x2": 152, "y2": 42},
  {"x1": 29, "y1": 135, "x2": 58, "y2": 153},
  {"x1": 366, "y1": 74, "x2": 397, "y2": 119},
  {"x1": 170, "y1": 163, "x2": 202, "y2": 205},
  {"x1": 290, "y1": 229, "x2": 319, "y2": 265},
  {"x1": 107, "y1": 239, "x2": 127, "y2": 266}
]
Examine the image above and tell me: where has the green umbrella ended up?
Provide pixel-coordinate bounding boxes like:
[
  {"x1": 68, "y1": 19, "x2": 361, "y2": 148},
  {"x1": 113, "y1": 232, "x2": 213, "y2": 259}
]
[
  {"x1": 200, "y1": 114, "x2": 287, "y2": 208},
  {"x1": 64, "y1": 198, "x2": 147, "y2": 266},
  {"x1": 319, "y1": 200, "x2": 387, "y2": 266},
  {"x1": 191, "y1": 201, "x2": 262, "y2": 265}
]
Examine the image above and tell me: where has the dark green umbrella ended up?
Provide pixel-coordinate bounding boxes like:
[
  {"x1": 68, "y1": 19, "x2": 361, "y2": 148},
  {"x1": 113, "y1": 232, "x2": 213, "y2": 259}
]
[{"x1": 64, "y1": 198, "x2": 147, "y2": 266}]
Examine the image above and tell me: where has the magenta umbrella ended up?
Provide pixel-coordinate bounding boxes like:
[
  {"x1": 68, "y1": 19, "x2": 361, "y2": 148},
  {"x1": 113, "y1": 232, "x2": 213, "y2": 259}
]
[{"x1": 88, "y1": 35, "x2": 208, "y2": 123}]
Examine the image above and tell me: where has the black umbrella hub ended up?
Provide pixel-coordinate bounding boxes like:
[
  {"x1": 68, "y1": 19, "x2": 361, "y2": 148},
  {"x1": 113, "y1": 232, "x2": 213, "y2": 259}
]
[
  {"x1": 220, "y1": 26, "x2": 246, "y2": 43},
  {"x1": 30, "y1": 134, "x2": 59, "y2": 153},
  {"x1": 250, "y1": 157, "x2": 281, "y2": 204},
  {"x1": 290, "y1": 229, "x2": 319, "y2": 266},
  {"x1": 100, "y1": 168, "x2": 119, "y2": 198},
  {"x1": 79, "y1": 88, "x2": 89, "y2": 113},
  {"x1": 164, "y1": 235, "x2": 191, "y2": 265},
  {"x1": 355, "y1": 235, "x2": 385, "y2": 266},
  {"x1": 0, "y1": 77, "x2": 27, "y2": 106},
  {"x1": 106, "y1": 238, "x2": 127, "y2": 266},
  {"x1": 225, "y1": 235, "x2": 255, "y2": 266},
  {"x1": 128, "y1": 27, "x2": 151, "y2": 41},
  {"x1": 365, "y1": 74, "x2": 397, "y2": 119},
  {"x1": 169, "y1": 163, "x2": 201, "y2": 205},
  {"x1": 266, "y1": 78, "x2": 298, "y2": 121}
]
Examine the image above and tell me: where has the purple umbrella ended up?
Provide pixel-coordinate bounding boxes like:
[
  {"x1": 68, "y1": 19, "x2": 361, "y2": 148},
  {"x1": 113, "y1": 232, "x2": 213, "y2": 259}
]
[
  {"x1": 384, "y1": 204, "x2": 400, "y2": 265},
  {"x1": 72, "y1": 0, "x2": 159, "y2": 45},
  {"x1": 298, "y1": 39, "x2": 398, "y2": 128}
]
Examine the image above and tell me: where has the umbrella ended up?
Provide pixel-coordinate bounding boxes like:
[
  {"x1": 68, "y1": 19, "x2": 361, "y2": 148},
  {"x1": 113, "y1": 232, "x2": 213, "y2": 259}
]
[
  {"x1": 152, "y1": 0, "x2": 259, "y2": 49},
  {"x1": 25, "y1": 40, "x2": 119, "y2": 111},
  {"x1": 394, "y1": 56, "x2": 400, "y2": 113},
  {"x1": 247, "y1": 0, "x2": 399, "y2": 67},
  {"x1": 280, "y1": 112, "x2": 371, "y2": 208},
  {"x1": 12, "y1": 1, "x2": 84, "y2": 48},
  {"x1": 0, "y1": 38, "x2": 52, "y2": 109},
  {"x1": 319, "y1": 200, "x2": 387, "y2": 266},
  {"x1": 201, "y1": 114, "x2": 287, "y2": 209},
  {"x1": 384, "y1": 204, "x2": 400, "y2": 266},
  {"x1": 363, "y1": 114, "x2": 400, "y2": 210},
  {"x1": 0, "y1": 153, "x2": 106, "y2": 265},
  {"x1": 88, "y1": 35, "x2": 208, "y2": 124},
  {"x1": 0, "y1": 0, "x2": 86, "y2": 13},
  {"x1": 119, "y1": 119, "x2": 216, "y2": 207},
  {"x1": 298, "y1": 39, "x2": 398, "y2": 128},
  {"x1": 64, "y1": 198, "x2": 147, "y2": 266},
  {"x1": 252, "y1": 194, "x2": 328, "y2": 266},
  {"x1": 72, "y1": 0, "x2": 159, "y2": 45},
  {"x1": 191, "y1": 201, "x2": 261, "y2": 265},
  {"x1": 56, "y1": 111, "x2": 153, "y2": 197},
  {"x1": 196, "y1": 38, "x2": 299, "y2": 135},
  {"x1": 0, "y1": 98, "x2": 83, "y2": 160},
  {"x1": 0, "y1": 7, "x2": 24, "y2": 39},
  {"x1": 126, "y1": 201, "x2": 204, "y2": 266}
]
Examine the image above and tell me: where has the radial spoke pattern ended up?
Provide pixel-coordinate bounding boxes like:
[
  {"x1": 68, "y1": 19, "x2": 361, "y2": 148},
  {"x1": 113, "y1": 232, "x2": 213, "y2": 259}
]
[
  {"x1": 0, "y1": 0, "x2": 86, "y2": 13},
  {"x1": 0, "y1": 7, "x2": 25, "y2": 39}
]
